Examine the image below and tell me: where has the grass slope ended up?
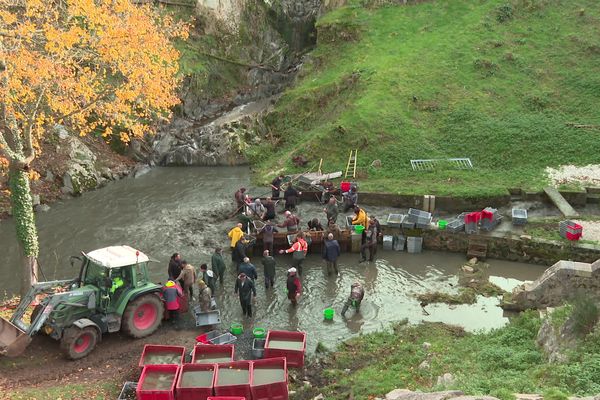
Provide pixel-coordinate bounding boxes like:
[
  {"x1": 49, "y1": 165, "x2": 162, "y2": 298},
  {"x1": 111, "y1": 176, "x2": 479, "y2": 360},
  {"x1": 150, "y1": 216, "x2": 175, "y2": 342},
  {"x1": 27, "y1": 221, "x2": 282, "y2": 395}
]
[
  {"x1": 250, "y1": 0, "x2": 600, "y2": 196},
  {"x1": 296, "y1": 313, "x2": 600, "y2": 399}
]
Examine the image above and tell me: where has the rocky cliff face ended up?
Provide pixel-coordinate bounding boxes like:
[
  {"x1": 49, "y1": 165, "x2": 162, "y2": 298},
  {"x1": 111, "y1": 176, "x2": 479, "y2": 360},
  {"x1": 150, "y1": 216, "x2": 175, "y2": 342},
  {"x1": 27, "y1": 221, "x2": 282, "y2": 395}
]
[{"x1": 153, "y1": 0, "x2": 339, "y2": 166}]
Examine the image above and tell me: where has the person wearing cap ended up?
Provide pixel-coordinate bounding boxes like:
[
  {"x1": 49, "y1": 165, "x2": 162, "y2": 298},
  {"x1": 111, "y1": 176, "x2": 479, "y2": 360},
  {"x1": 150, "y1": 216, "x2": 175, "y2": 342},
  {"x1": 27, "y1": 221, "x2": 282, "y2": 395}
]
[
  {"x1": 239, "y1": 257, "x2": 258, "y2": 281},
  {"x1": 278, "y1": 210, "x2": 300, "y2": 233},
  {"x1": 341, "y1": 281, "x2": 365, "y2": 317},
  {"x1": 352, "y1": 205, "x2": 369, "y2": 261},
  {"x1": 324, "y1": 196, "x2": 338, "y2": 224},
  {"x1": 162, "y1": 280, "x2": 183, "y2": 321},
  {"x1": 342, "y1": 186, "x2": 358, "y2": 213},
  {"x1": 271, "y1": 174, "x2": 285, "y2": 199},
  {"x1": 323, "y1": 233, "x2": 341, "y2": 276},
  {"x1": 167, "y1": 253, "x2": 182, "y2": 280},
  {"x1": 286, "y1": 267, "x2": 302, "y2": 306},
  {"x1": 234, "y1": 272, "x2": 256, "y2": 318},
  {"x1": 249, "y1": 198, "x2": 265, "y2": 218},
  {"x1": 259, "y1": 220, "x2": 278, "y2": 256},
  {"x1": 200, "y1": 263, "x2": 216, "y2": 294},
  {"x1": 279, "y1": 231, "x2": 308, "y2": 276},
  {"x1": 361, "y1": 215, "x2": 380, "y2": 262},
  {"x1": 197, "y1": 279, "x2": 212, "y2": 312},
  {"x1": 211, "y1": 247, "x2": 226, "y2": 286},
  {"x1": 175, "y1": 260, "x2": 196, "y2": 299},
  {"x1": 262, "y1": 250, "x2": 277, "y2": 290},
  {"x1": 262, "y1": 197, "x2": 276, "y2": 221},
  {"x1": 234, "y1": 187, "x2": 247, "y2": 210},
  {"x1": 283, "y1": 183, "x2": 301, "y2": 211},
  {"x1": 232, "y1": 236, "x2": 248, "y2": 272}
]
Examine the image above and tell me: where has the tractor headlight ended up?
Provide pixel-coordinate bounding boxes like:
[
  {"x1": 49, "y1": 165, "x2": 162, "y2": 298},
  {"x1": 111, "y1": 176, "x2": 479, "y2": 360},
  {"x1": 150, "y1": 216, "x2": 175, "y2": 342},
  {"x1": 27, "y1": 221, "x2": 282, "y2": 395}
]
[{"x1": 43, "y1": 326, "x2": 54, "y2": 335}]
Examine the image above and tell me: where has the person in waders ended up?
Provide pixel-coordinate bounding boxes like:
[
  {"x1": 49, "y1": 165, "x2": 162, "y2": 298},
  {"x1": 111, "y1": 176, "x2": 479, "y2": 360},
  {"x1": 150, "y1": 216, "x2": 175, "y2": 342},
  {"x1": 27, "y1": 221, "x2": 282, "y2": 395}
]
[
  {"x1": 211, "y1": 247, "x2": 226, "y2": 286},
  {"x1": 279, "y1": 231, "x2": 308, "y2": 276},
  {"x1": 286, "y1": 267, "x2": 302, "y2": 306},
  {"x1": 262, "y1": 250, "x2": 277, "y2": 290},
  {"x1": 341, "y1": 282, "x2": 365, "y2": 317},
  {"x1": 234, "y1": 272, "x2": 256, "y2": 318},
  {"x1": 197, "y1": 280, "x2": 212, "y2": 312}
]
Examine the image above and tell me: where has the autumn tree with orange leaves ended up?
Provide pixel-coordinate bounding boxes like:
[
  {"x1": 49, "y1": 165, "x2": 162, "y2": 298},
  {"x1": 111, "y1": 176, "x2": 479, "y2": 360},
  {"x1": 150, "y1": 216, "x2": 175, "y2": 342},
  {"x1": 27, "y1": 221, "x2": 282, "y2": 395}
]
[{"x1": 0, "y1": 0, "x2": 187, "y2": 294}]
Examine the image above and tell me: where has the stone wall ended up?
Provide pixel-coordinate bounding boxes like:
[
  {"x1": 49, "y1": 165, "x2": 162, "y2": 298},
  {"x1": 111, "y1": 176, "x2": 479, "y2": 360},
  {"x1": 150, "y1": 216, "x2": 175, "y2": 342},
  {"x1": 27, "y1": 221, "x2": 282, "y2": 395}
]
[{"x1": 422, "y1": 230, "x2": 600, "y2": 266}]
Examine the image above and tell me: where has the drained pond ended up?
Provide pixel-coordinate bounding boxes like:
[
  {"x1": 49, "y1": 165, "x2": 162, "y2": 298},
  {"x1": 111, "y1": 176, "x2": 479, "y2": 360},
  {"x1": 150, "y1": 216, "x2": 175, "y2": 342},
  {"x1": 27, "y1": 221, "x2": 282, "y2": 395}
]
[{"x1": 0, "y1": 167, "x2": 547, "y2": 352}]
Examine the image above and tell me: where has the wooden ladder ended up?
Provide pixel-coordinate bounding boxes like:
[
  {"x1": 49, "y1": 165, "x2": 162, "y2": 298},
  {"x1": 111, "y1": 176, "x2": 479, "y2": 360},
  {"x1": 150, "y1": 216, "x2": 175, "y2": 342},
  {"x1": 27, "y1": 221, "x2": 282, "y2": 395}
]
[{"x1": 345, "y1": 149, "x2": 358, "y2": 179}]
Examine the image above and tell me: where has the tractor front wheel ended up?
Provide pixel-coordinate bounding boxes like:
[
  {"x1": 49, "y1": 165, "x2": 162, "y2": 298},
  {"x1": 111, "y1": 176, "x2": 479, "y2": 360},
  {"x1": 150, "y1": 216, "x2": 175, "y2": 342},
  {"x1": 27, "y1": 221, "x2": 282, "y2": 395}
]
[
  {"x1": 61, "y1": 326, "x2": 98, "y2": 360},
  {"x1": 122, "y1": 294, "x2": 163, "y2": 338}
]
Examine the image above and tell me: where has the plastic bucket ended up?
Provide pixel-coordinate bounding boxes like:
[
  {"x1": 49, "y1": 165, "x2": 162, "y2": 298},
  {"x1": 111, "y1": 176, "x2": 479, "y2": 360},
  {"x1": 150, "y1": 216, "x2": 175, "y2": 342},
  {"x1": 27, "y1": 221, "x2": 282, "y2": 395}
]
[
  {"x1": 323, "y1": 308, "x2": 335, "y2": 320},
  {"x1": 253, "y1": 327, "x2": 266, "y2": 339},
  {"x1": 230, "y1": 323, "x2": 243, "y2": 335},
  {"x1": 354, "y1": 225, "x2": 365, "y2": 234},
  {"x1": 438, "y1": 220, "x2": 447, "y2": 230}
]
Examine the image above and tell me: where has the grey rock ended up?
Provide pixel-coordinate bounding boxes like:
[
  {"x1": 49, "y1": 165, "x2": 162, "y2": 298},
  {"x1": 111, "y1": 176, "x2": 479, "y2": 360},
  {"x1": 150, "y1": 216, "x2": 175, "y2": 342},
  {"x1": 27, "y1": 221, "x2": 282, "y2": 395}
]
[
  {"x1": 133, "y1": 164, "x2": 152, "y2": 178},
  {"x1": 422, "y1": 341, "x2": 432, "y2": 351},
  {"x1": 54, "y1": 124, "x2": 69, "y2": 140},
  {"x1": 34, "y1": 204, "x2": 50, "y2": 213},
  {"x1": 312, "y1": 395, "x2": 324, "y2": 400},
  {"x1": 448, "y1": 397, "x2": 499, "y2": 400},
  {"x1": 418, "y1": 360, "x2": 430, "y2": 370},
  {"x1": 386, "y1": 389, "x2": 464, "y2": 400},
  {"x1": 514, "y1": 395, "x2": 543, "y2": 400},
  {"x1": 436, "y1": 373, "x2": 455, "y2": 387},
  {"x1": 44, "y1": 170, "x2": 54, "y2": 182},
  {"x1": 31, "y1": 194, "x2": 40, "y2": 207}
]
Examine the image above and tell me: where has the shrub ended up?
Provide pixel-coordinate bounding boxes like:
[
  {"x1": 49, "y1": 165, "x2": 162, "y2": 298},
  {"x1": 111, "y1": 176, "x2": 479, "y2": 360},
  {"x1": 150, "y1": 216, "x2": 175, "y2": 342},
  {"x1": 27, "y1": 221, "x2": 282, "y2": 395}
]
[
  {"x1": 571, "y1": 296, "x2": 599, "y2": 336},
  {"x1": 496, "y1": 4, "x2": 514, "y2": 22},
  {"x1": 543, "y1": 388, "x2": 569, "y2": 400}
]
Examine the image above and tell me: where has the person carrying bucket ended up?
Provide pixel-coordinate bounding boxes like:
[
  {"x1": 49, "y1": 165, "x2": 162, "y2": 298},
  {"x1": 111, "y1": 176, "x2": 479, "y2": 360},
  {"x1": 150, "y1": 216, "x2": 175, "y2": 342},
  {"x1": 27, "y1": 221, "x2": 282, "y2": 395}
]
[
  {"x1": 341, "y1": 282, "x2": 364, "y2": 317},
  {"x1": 352, "y1": 205, "x2": 369, "y2": 262},
  {"x1": 279, "y1": 231, "x2": 308, "y2": 276},
  {"x1": 286, "y1": 267, "x2": 302, "y2": 306}
]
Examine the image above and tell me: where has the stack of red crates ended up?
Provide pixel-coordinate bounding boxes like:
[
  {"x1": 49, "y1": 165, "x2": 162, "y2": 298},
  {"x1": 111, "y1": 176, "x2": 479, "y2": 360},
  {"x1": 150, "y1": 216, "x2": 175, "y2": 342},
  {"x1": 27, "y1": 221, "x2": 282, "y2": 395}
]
[{"x1": 560, "y1": 220, "x2": 583, "y2": 241}]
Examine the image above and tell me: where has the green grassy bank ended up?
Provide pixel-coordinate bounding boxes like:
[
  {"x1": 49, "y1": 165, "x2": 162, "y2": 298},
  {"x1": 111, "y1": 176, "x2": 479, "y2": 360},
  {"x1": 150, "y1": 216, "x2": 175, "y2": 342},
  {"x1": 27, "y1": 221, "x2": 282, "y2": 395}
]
[
  {"x1": 249, "y1": 0, "x2": 600, "y2": 196},
  {"x1": 294, "y1": 312, "x2": 600, "y2": 399}
]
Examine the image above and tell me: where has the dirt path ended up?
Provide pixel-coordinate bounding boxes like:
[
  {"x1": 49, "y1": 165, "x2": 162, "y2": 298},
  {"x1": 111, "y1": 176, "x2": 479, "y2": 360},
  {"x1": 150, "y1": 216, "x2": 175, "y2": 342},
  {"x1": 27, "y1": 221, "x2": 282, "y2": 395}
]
[{"x1": 0, "y1": 322, "x2": 199, "y2": 392}]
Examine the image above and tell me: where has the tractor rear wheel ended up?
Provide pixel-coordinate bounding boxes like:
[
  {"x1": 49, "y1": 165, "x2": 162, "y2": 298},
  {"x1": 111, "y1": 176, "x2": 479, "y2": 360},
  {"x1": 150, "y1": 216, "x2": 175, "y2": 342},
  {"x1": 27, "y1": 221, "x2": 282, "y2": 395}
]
[
  {"x1": 60, "y1": 326, "x2": 98, "y2": 360},
  {"x1": 122, "y1": 294, "x2": 163, "y2": 338}
]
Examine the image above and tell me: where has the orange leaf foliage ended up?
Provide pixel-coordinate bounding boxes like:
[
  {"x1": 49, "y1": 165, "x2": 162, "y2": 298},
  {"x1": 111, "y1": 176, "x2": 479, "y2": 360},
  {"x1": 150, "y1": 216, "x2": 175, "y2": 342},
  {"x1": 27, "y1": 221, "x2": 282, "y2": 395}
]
[{"x1": 0, "y1": 0, "x2": 188, "y2": 148}]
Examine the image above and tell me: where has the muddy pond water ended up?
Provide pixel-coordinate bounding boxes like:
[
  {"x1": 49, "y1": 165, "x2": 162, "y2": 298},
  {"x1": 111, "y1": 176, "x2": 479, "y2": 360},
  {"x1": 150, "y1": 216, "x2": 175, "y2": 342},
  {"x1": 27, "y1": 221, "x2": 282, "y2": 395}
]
[{"x1": 0, "y1": 167, "x2": 547, "y2": 352}]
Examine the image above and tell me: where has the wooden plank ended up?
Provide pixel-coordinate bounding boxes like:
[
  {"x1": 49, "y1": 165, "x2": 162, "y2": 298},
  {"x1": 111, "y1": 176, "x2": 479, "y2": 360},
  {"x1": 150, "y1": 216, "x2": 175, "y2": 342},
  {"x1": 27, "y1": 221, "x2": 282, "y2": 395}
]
[{"x1": 544, "y1": 187, "x2": 579, "y2": 218}]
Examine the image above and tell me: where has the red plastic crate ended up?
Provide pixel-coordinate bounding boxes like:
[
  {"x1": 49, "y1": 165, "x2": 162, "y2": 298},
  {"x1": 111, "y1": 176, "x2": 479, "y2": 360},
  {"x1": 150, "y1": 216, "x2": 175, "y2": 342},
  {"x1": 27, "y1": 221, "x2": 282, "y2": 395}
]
[
  {"x1": 207, "y1": 397, "x2": 246, "y2": 400},
  {"x1": 263, "y1": 330, "x2": 306, "y2": 368},
  {"x1": 176, "y1": 363, "x2": 215, "y2": 400},
  {"x1": 480, "y1": 209, "x2": 494, "y2": 221},
  {"x1": 465, "y1": 212, "x2": 482, "y2": 224},
  {"x1": 137, "y1": 364, "x2": 179, "y2": 400},
  {"x1": 192, "y1": 344, "x2": 235, "y2": 364},
  {"x1": 139, "y1": 345, "x2": 186, "y2": 370},
  {"x1": 214, "y1": 361, "x2": 252, "y2": 399},
  {"x1": 251, "y1": 357, "x2": 288, "y2": 400},
  {"x1": 566, "y1": 231, "x2": 582, "y2": 241}
]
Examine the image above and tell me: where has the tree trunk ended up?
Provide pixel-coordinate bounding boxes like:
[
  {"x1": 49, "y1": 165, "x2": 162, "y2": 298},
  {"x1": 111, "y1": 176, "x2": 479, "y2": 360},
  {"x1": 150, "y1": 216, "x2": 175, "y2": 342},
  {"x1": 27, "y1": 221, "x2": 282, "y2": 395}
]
[{"x1": 8, "y1": 166, "x2": 40, "y2": 296}]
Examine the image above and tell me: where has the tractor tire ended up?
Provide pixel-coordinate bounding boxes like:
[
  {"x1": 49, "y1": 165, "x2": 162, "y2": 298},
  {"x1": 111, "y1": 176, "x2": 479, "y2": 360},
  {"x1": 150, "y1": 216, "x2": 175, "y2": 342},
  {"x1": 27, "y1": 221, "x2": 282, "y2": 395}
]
[
  {"x1": 121, "y1": 294, "x2": 163, "y2": 339},
  {"x1": 60, "y1": 326, "x2": 98, "y2": 360}
]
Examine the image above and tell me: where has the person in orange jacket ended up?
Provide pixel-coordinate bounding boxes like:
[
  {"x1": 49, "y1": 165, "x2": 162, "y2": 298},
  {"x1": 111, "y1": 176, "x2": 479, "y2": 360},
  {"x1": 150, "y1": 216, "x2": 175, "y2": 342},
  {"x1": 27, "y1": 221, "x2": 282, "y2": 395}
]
[{"x1": 279, "y1": 231, "x2": 308, "y2": 276}]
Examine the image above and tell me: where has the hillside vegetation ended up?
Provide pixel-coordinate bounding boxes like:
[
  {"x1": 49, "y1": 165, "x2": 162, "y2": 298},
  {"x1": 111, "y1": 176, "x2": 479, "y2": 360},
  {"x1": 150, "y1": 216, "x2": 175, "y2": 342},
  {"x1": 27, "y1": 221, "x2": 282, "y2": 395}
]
[{"x1": 249, "y1": 0, "x2": 600, "y2": 196}]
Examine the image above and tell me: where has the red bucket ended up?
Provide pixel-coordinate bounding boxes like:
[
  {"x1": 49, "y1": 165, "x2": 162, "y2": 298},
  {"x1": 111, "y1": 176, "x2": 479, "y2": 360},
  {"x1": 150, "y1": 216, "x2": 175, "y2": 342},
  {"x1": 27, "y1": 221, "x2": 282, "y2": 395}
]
[{"x1": 340, "y1": 181, "x2": 351, "y2": 192}]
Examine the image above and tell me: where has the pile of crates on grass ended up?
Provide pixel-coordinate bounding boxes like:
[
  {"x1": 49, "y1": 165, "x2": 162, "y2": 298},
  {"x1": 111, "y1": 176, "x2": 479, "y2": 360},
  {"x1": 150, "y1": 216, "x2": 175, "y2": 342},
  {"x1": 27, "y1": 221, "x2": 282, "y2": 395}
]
[
  {"x1": 121, "y1": 329, "x2": 306, "y2": 400},
  {"x1": 559, "y1": 220, "x2": 583, "y2": 241}
]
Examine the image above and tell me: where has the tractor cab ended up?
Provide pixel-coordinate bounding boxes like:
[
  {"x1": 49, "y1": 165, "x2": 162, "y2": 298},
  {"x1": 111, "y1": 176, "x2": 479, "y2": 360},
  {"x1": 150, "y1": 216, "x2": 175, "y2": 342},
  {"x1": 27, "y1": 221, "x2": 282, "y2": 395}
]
[{"x1": 1, "y1": 245, "x2": 164, "y2": 360}]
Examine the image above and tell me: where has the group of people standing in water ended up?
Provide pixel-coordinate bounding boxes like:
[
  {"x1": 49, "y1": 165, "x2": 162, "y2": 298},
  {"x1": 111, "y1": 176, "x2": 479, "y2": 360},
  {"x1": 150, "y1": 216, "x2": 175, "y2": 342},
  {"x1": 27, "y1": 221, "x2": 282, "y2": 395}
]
[{"x1": 226, "y1": 178, "x2": 374, "y2": 318}]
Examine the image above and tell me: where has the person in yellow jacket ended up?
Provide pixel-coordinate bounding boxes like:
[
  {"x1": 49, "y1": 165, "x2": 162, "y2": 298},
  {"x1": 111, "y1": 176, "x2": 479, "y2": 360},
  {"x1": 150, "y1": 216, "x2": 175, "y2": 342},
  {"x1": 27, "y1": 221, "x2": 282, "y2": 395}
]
[
  {"x1": 351, "y1": 206, "x2": 369, "y2": 230},
  {"x1": 351, "y1": 206, "x2": 369, "y2": 262},
  {"x1": 228, "y1": 223, "x2": 244, "y2": 248}
]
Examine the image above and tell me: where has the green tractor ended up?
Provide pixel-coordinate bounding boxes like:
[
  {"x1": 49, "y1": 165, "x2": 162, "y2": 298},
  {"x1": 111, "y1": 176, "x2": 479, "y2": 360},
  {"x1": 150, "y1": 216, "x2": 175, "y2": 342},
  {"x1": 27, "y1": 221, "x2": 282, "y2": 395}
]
[{"x1": 0, "y1": 245, "x2": 165, "y2": 360}]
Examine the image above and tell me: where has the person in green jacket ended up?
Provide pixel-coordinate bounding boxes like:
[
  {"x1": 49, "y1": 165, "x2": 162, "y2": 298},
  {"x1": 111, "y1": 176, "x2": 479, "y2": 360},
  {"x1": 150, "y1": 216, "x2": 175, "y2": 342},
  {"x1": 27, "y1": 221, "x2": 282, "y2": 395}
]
[{"x1": 211, "y1": 247, "x2": 226, "y2": 286}]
